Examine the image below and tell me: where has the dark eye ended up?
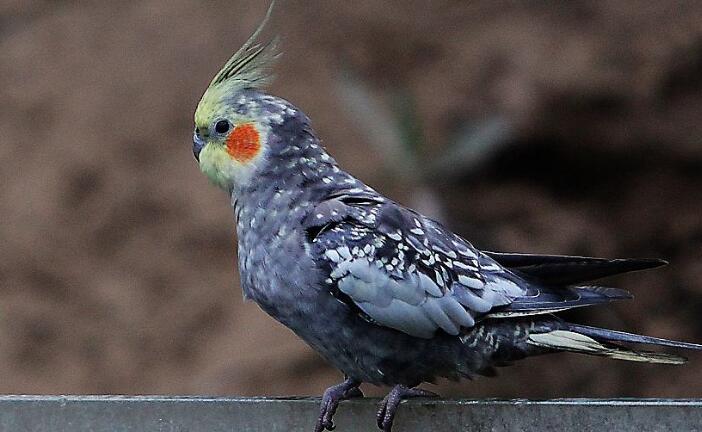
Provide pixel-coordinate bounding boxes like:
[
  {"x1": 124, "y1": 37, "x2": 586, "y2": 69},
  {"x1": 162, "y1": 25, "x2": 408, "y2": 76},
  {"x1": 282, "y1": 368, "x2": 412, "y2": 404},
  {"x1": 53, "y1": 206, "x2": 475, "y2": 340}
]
[
  {"x1": 215, "y1": 120, "x2": 230, "y2": 134},
  {"x1": 194, "y1": 127, "x2": 200, "y2": 135}
]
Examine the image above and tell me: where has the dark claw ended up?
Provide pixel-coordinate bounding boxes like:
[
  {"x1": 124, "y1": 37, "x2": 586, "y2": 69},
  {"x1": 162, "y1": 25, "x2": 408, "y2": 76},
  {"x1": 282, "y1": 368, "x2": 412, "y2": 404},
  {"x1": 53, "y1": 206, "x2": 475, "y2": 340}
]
[
  {"x1": 376, "y1": 397, "x2": 388, "y2": 430},
  {"x1": 318, "y1": 398, "x2": 335, "y2": 431},
  {"x1": 314, "y1": 378, "x2": 363, "y2": 432},
  {"x1": 376, "y1": 385, "x2": 438, "y2": 431}
]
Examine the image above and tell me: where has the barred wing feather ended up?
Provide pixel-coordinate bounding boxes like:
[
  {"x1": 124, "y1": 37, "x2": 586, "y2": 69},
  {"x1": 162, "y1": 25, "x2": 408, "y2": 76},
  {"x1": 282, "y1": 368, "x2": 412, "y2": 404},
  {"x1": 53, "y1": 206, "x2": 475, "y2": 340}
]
[{"x1": 309, "y1": 195, "x2": 526, "y2": 338}]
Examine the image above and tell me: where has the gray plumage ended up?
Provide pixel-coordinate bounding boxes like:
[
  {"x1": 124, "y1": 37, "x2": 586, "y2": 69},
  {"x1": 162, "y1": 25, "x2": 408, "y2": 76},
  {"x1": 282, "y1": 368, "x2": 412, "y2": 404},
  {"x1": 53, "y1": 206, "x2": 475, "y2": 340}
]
[
  {"x1": 228, "y1": 91, "x2": 699, "y2": 390},
  {"x1": 192, "y1": 12, "x2": 702, "y2": 431}
]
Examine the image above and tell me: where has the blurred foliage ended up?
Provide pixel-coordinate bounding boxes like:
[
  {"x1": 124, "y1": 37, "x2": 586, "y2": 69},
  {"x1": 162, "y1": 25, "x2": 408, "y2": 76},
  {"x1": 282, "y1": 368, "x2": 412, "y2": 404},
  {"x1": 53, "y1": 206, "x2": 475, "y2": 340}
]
[{"x1": 336, "y1": 68, "x2": 514, "y2": 185}]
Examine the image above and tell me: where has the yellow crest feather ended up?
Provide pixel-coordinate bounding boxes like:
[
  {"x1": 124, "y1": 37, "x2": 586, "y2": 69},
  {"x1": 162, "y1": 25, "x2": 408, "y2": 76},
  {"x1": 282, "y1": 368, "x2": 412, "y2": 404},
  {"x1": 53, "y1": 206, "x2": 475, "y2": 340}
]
[
  {"x1": 209, "y1": 1, "x2": 279, "y2": 91},
  {"x1": 195, "y1": 2, "x2": 278, "y2": 127}
]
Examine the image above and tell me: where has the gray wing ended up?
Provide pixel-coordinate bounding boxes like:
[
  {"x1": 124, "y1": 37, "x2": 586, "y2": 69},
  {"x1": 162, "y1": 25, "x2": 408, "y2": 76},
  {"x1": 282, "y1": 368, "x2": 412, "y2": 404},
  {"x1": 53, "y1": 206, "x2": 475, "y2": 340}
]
[
  {"x1": 306, "y1": 192, "x2": 526, "y2": 338},
  {"x1": 484, "y1": 251, "x2": 667, "y2": 285}
]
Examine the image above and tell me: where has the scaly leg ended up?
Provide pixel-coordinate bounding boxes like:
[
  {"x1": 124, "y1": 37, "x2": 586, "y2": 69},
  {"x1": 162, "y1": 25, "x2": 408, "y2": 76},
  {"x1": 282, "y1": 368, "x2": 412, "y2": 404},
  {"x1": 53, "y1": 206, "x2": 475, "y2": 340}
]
[
  {"x1": 376, "y1": 385, "x2": 438, "y2": 432},
  {"x1": 314, "y1": 376, "x2": 363, "y2": 432}
]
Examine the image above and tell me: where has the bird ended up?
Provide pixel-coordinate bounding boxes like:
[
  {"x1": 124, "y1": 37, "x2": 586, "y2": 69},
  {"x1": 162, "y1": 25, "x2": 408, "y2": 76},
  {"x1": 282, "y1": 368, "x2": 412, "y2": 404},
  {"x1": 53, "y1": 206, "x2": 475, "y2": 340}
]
[{"x1": 191, "y1": 5, "x2": 702, "y2": 432}]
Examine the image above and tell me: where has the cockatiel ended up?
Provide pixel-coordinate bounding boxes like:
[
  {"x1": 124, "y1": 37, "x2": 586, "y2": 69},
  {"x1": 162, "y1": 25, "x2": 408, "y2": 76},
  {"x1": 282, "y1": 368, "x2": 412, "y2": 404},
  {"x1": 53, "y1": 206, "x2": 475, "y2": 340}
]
[{"x1": 191, "y1": 5, "x2": 702, "y2": 432}]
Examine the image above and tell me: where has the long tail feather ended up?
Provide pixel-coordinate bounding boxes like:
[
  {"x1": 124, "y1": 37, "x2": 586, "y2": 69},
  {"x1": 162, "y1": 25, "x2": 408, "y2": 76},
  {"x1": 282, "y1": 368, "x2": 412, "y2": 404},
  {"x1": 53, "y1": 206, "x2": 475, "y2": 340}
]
[
  {"x1": 527, "y1": 330, "x2": 687, "y2": 365},
  {"x1": 568, "y1": 324, "x2": 702, "y2": 351}
]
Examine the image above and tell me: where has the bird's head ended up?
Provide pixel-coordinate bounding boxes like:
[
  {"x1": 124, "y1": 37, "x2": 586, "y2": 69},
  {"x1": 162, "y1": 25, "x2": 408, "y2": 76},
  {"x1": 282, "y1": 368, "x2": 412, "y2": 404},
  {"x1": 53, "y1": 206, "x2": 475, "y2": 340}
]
[{"x1": 193, "y1": 4, "x2": 281, "y2": 192}]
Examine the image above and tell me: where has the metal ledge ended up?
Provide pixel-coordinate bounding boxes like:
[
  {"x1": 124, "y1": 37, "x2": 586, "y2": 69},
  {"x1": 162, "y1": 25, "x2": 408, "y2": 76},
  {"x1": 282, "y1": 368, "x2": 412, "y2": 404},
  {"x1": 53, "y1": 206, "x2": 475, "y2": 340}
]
[{"x1": 1, "y1": 395, "x2": 701, "y2": 431}]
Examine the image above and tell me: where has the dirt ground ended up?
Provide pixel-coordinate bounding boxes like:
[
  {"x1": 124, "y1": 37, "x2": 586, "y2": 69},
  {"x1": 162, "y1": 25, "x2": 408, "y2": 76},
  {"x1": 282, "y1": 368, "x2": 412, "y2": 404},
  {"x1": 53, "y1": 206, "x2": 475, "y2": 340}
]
[{"x1": 1, "y1": 0, "x2": 702, "y2": 399}]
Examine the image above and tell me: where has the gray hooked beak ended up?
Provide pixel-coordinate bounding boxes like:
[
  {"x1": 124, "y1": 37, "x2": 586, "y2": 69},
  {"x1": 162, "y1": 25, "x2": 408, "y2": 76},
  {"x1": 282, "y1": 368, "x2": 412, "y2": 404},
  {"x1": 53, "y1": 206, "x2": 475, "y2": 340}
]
[{"x1": 193, "y1": 133, "x2": 205, "y2": 162}]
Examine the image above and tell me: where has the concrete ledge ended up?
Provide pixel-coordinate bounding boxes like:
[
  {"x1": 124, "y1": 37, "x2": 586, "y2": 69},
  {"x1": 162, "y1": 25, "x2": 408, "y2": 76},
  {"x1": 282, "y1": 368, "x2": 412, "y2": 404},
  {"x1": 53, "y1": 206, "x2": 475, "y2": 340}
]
[{"x1": 1, "y1": 395, "x2": 701, "y2": 432}]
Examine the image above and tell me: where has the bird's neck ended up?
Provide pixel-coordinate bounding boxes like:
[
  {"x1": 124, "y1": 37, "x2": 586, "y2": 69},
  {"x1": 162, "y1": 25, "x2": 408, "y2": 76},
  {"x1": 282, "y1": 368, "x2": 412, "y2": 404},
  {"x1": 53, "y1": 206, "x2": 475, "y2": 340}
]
[
  {"x1": 230, "y1": 141, "x2": 361, "y2": 302},
  {"x1": 232, "y1": 142, "x2": 362, "y2": 235}
]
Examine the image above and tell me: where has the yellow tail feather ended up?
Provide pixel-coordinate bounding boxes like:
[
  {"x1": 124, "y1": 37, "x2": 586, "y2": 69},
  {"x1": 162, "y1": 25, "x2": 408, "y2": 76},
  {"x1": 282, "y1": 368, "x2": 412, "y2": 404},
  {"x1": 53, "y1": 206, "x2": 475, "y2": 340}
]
[{"x1": 528, "y1": 330, "x2": 686, "y2": 365}]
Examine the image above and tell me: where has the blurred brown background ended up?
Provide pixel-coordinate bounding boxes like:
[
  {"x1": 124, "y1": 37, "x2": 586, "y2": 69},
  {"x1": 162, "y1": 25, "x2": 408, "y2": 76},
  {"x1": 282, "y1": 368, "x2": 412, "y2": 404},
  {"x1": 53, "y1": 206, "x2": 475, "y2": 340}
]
[{"x1": 1, "y1": 0, "x2": 702, "y2": 399}]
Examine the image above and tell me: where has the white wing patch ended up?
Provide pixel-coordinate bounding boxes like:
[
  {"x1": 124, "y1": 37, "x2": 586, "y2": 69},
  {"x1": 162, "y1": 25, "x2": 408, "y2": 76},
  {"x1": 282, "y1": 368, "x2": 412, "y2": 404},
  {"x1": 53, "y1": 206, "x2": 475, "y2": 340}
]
[{"x1": 328, "y1": 253, "x2": 521, "y2": 338}]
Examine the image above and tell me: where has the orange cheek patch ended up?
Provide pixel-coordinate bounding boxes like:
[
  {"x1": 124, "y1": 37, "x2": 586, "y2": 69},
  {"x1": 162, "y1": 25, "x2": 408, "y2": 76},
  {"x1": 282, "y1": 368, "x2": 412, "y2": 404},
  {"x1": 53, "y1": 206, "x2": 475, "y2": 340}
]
[{"x1": 225, "y1": 123, "x2": 260, "y2": 163}]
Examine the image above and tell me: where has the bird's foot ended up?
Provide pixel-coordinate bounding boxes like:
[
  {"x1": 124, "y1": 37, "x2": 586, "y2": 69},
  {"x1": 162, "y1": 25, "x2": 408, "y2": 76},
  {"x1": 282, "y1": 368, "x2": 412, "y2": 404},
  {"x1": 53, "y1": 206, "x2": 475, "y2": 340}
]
[
  {"x1": 314, "y1": 377, "x2": 363, "y2": 432},
  {"x1": 376, "y1": 385, "x2": 438, "y2": 432}
]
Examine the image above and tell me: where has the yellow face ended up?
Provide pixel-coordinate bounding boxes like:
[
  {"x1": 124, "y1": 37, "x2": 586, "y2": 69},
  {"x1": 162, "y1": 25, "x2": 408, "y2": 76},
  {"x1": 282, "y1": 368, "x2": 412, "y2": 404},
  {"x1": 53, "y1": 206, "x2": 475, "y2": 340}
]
[{"x1": 193, "y1": 86, "x2": 267, "y2": 190}]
